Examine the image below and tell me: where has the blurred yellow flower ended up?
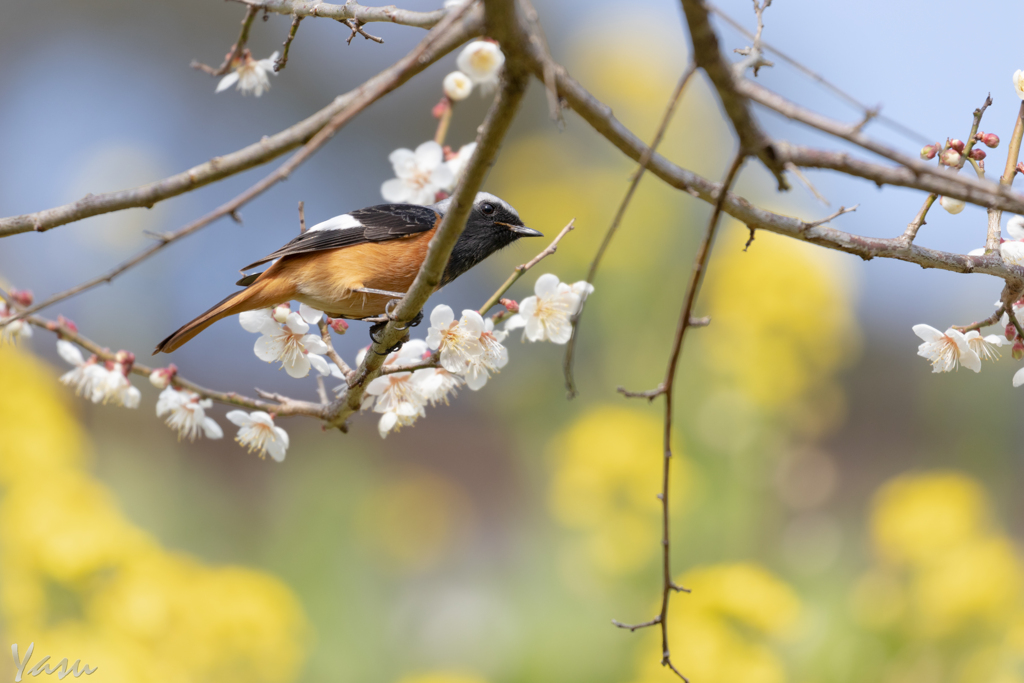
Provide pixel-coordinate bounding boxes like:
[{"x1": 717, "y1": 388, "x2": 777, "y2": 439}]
[
  {"x1": 396, "y1": 673, "x2": 488, "y2": 683},
  {"x1": 547, "y1": 406, "x2": 690, "y2": 576},
  {"x1": 700, "y1": 226, "x2": 859, "y2": 428},
  {"x1": 0, "y1": 344, "x2": 309, "y2": 683},
  {"x1": 871, "y1": 471, "x2": 991, "y2": 567},
  {"x1": 630, "y1": 563, "x2": 800, "y2": 683}
]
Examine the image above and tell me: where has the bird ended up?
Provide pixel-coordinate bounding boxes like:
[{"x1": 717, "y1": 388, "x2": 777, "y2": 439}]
[{"x1": 154, "y1": 192, "x2": 541, "y2": 354}]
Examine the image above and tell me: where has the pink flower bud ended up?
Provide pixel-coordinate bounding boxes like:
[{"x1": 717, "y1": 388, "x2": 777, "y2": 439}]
[
  {"x1": 921, "y1": 144, "x2": 938, "y2": 160},
  {"x1": 329, "y1": 318, "x2": 349, "y2": 334},
  {"x1": 9, "y1": 288, "x2": 33, "y2": 307},
  {"x1": 57, "y1": 315, "x2": 78, "y2": 334},
  {"x1": 149, "y1": 364, "x2": 178, "y2": 389},
  {"x1": 115, "y1": 350, "x2": 135, "y2": 374},
  {"x1": 1017, "y1": 162, "x2": 1024, "y2": 175},
  {"x1": 1013, "y1": 340, "x2": 1024, "y2": 360},
  {"x1": 500, "y1": 298, "x2": 519, "y2": 313},
  {"x1": 432, "y1": 97, "x2": 450, "y2": 119},
  {"x1": 273, "y1": 304, "x2": 291, "y2": 323},
  {"x1": 970, "y1": 148, "x2": 987, "y2": 160},
  {"x1": 940, "y1": 149, "x2": 962, "y2": 167},
  {"x1": 949, "y1": 139, "x2": 965, "y2": 153},
  {"x1": 1007, "y1": 324, "x2": 1017, "y2": 342},
  {"x1": 983, "y1": 133, "x2": 1000, "y2": 148},
  {"x1": 434, "y1": 190, "x2": 450, "y2": 202}
]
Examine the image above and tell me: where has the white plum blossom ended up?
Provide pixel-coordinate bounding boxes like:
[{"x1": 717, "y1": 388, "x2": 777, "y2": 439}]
[
  {"x1": 254, "y1": 311, "x2": 331, "y2": 378},
  {"x1": 1015, "y1": 69, "x2": 1024, "y2": 100},
  {"x1": 57, "y1": 340, "x2": 108, "y2": 401},
  {"x1": 426, "y1": 305, "x2": 484, "y2": 372},
  {"x1": 416, "y1": 367, "x2": 463, "y2": 405},
  {"x1": 456, "y1": 41, "x2": 505, "y2": 93},
  {"x1": 226, "y1": 410, "x2": 289, "y2": 461},
  {"x1": 381, "y1": 141, "x2": 455, "y2": 205},
  {"x1": 912, "y1": 324, "x2": 981, "y2": 373},
  {"x1": 1001, "y1": 240, "x2": 1024, "y2": 267},
  {"x1": 298, "y1": 303, "x2": 324, "y2": 325},
  {"x1": 90, "y1": 362, "x2": 141, "y2": 408},
  {"x1": 463, "y1": 317, "x2": 508, "y2": 390},
  {"x1": 240, "y1": 308, "x2": 275, "y2": 333},
  {"x1": 156, "y1": 387, "x2": 223, "y2": 441},
  {"x1": 963, "y1": 330, "x2": 1007, "y2": 362},
  {"x1": 443, "y1": 71, "x2": 473, "y2": 101},
  {"x1": 505, "y1": 274, "x2": 592, "y2": 344},
  {"x1": 216, "y1": 51, "x2": 279, "y2": 97},
  {"x1": 0, "y1": 303, "x2": 31, "y2": 345},
  {"x1": 939, "y1": 196, "x2": 965, "y2": 214},
  {"x1": 365, "y1": 370, "x2": 429, "y2": 438}
]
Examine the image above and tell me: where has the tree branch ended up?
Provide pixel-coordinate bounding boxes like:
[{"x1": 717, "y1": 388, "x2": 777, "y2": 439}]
[
  {"x1": 227, "y1": 0, "x2": 448, "y2": 28},
  {"x1": 678, "y1": 0, "x2": 786, "y2": 190},
  {"x1": 191, "y1": 5, "x2": 260, "y2": 76},
  {"x1": 1, "y1": 7, "x2": 483, "y2": 326},
  {"x1": 0, "y1": 7, "x2": 481, "y2": 238}
]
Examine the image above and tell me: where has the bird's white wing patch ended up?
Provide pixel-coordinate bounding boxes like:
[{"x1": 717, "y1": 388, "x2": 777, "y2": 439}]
[{"x1": 307, "y1": 213, "x2": 363, "y2": 232}]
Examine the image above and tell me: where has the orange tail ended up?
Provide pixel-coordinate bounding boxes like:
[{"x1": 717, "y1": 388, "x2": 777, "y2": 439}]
[{"x1": 153, "y1": 271, "x2": 294, "y2": 354}]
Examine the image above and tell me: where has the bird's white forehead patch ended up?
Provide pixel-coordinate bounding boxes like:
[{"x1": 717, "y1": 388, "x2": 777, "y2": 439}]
[
  {"x1": 307, "y1": 213, "x2": 362, "y2": 232},
  {"x1": 473, "y1": 192, "x2": 518, "y2": 219}
]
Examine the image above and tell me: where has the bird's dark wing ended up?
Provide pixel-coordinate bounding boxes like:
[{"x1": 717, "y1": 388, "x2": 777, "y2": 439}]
[{"x1": 239, "y1": 204, "x2": 441, "y2": 271}]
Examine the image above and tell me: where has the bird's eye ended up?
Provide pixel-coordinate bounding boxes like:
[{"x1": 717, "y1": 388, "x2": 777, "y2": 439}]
[{"x1": 482, "y1": 203, "x2": 495, "y2": 215}]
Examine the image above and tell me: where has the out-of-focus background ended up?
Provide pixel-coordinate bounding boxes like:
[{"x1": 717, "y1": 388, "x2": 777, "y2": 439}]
[{"x1": 3, "y1": 0, "x2": 1024, "y2": 681}]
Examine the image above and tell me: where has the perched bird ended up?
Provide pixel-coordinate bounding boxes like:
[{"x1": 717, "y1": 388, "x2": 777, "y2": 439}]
[{"x1": 154, "y1": 192, "x2": 541, "y2": 354}]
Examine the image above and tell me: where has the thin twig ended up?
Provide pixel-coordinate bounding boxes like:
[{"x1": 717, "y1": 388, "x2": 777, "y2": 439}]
[
  {"x1": 614, "y1": 151, "x2": 746, "y2": 683},
  {"x1": 564, "y1": 65, "x2": 696, "y2": 397},
  {"x1": 902, "y1": 194, "x2": 937, "y2": 245},
  {"x1": 274, "y1": 15, "x2": 303, "y2": 72},
  {"x1": 344, "y1": 18, "x2": 384, "y2": 44},
  {"x1": 0, "y1": 8, "x2": 482, "y2": 326},
  {"x1": 191, "y1": 5, "x2": 259, "y2": 76},
  {"x1": 318, "y1": 319, "x2": 353, "y2": 379},
  {"x1": 227, "y1": 0, "x2": 447, "y2": 29},
  {"x1": 477, "y1": 219, "x2": 576, "y2": 315},
  {"x1": 707, "y1": 2, "x2": 931, "y2": 145},
  {"x1": 989, "y1": 102, "x2": 1024, "y2": 251}
]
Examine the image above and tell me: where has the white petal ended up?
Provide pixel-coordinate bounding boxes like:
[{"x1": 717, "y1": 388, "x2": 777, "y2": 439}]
[
  {"x1": 545, "y1": 316, "x2": 574, "y2": 344},
  {"x1": 388, "y1": 148, "x2": 417, "y2": 178},
  {"x1": 414, "y1": 140, "x2": 444, "y2": 170},
  {"x1": 504, "y1": 314, "x2": 526, "y2": 331},
  {"x1": 239, "y1": 309, "x2": 274, "y2": 333},
  {"x1": 1014, "y1": 366, "x2": 1024, "y2": 387},
  {"x1": 56, "y1": 340, "x2": 84, "y2": 366},
  {"x1": 961, "y1": 346, "x2": 982, "y2": 373},
  {"x1": 226, "y1": 410, "x2": 252, "y2": 427},
  {"x1": 249, "y1": 411, "x2": 276, "y2": 427},
  {"x1": 464, "y1": 365, "x2": 488, "y2": 390},
  {"x1": 1009, "y1": 216, "x2": 1024, "y2": 241},
  {"x1": 202, "y1": 417, "x2": 224, "y2": 439},
  {"x1": 308, "y1": 353, "x2": 331, "y2": 377},
  {"x1": 430, "y1": 304, "x2": 455, "y2": 328},
  {"x1": 299, "y1": 303, "x2": 323, "y2": 325},
  {"x1": 1001, "y1": 241, "x2": 1024, "y2": 267},
  {"x1": 460, "y1": 310, "x2": 485, "y2": 335},
  {"x1": 266, "y1": 432, "x2": 288, "y2": 462},
  {"x1": 255, "y1": 335, "x2": 285, "y2": 362},
  {"x1": 216, "y1": 71, "x2": 239, "y2": 92},
  {"x1": 284, "y1": 312, "x2": 309, "y2": 334},
  {"x1": 534, "y1": 273, "x2": 560, "y2": 297},
  {"x1": 378, "y1": 412, "x2": 398, "y2": 438},
  {"x1": 912, "y1": 324, "x2": 945, "y2": 343},
  {"x1": 429, "y1": 164, "x2": 455, "y2": 191},
  {"x1": 302, "y1": 335, "x2": 329, "y2": 354},
  {"x1": 967, "y1": 248, "x2": 987, "y2": 256},
  {"x1": 283, "y1": 353, "x2": 311, "y2": 378},
  {"x1": 381, "y1": 178, "x2": 414, "y2": 203}
]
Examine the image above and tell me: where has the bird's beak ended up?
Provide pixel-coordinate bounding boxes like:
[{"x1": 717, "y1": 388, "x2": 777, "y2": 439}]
[{"x1": 510, "y1": 225, "x2": 543, "y2": 237}]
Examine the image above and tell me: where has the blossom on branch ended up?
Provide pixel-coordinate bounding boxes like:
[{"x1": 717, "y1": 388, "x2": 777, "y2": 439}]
[
  {"x1": 156, "y1": 387, "x2": 223, "y2": 441},
  {"x1": 938, "y1": 196, "x2": 965, "y2": 214},
  {"x1": 57, "y1": 340, "x2": 107, "y2": 401},
  {"x1": 505, "y1": 274, "x2": 592, "y2": 344},
  {"x1": 1000, "y1": 240, "x2": 1024, "y2": 267},
  {"x1": 381, "y1": 141, "x2": 455, "y2": 205},
  {"x1": 226, "y1": 410, "x2": 289, "y2": 461},
  {"x1": 0, "y1": 302, "x2": 31, "y2": 345},
  {"x1": 1014, "y1": 69, "x2": 1024, "y2": 100},
  {"x1": 365, "y1": 371, "x2": 429, "y2": 438},
  {"x1": 912, "y1": 325, "x2": 981, "y2": 373},
  {"x1": 253, "y1": 310, "x2": 331, "y2": 378},
  {"x1": 443, "y1": 71, "x2": 473, "y2": 101},
  {"x1": 456, "y1": 41, "x2": 505, "y2": 94},
  {"x1": 463, "y1": 317, "x2": 509, "y2": 390},
  {"x1": 963, "y1": 330, "x2": 1007, "y2": 362},
  {"x1": 426, "y1": 305, "x2": 484, "y2": 372},
  {"x1": 216, "y1": 50, "x2": 279, "y2": 97}
]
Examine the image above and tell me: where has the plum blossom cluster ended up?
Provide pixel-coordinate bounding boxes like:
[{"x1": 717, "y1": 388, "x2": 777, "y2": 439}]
[
  {"x1": 239, "y1": 302, "x2": 332, "y2": 378},
  {"x1": 350, "y1": 273, "x2": 592, "y2": 438},
  {"x1": 919, "y1": 128, "x2": 1000, "y2": 216},
  {"x1": 0, "y1": 288, "x2": 32, "y2": 345},
  {"x1": 381, "y1": 40, "x2": 505, "y2": 205},
  {"x1": 57, "y1": 341, "x2": 141, "y2": 408}
]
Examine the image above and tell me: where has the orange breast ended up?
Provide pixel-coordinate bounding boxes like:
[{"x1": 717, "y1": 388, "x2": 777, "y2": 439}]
[{"x1": 275, "y1": 229, "x2": 436, "y2": 318}]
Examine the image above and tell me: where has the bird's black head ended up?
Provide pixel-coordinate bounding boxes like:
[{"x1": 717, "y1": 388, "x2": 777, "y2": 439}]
[{"x1": 436, "y1": 192, "x2": 542, "y2": 285}]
